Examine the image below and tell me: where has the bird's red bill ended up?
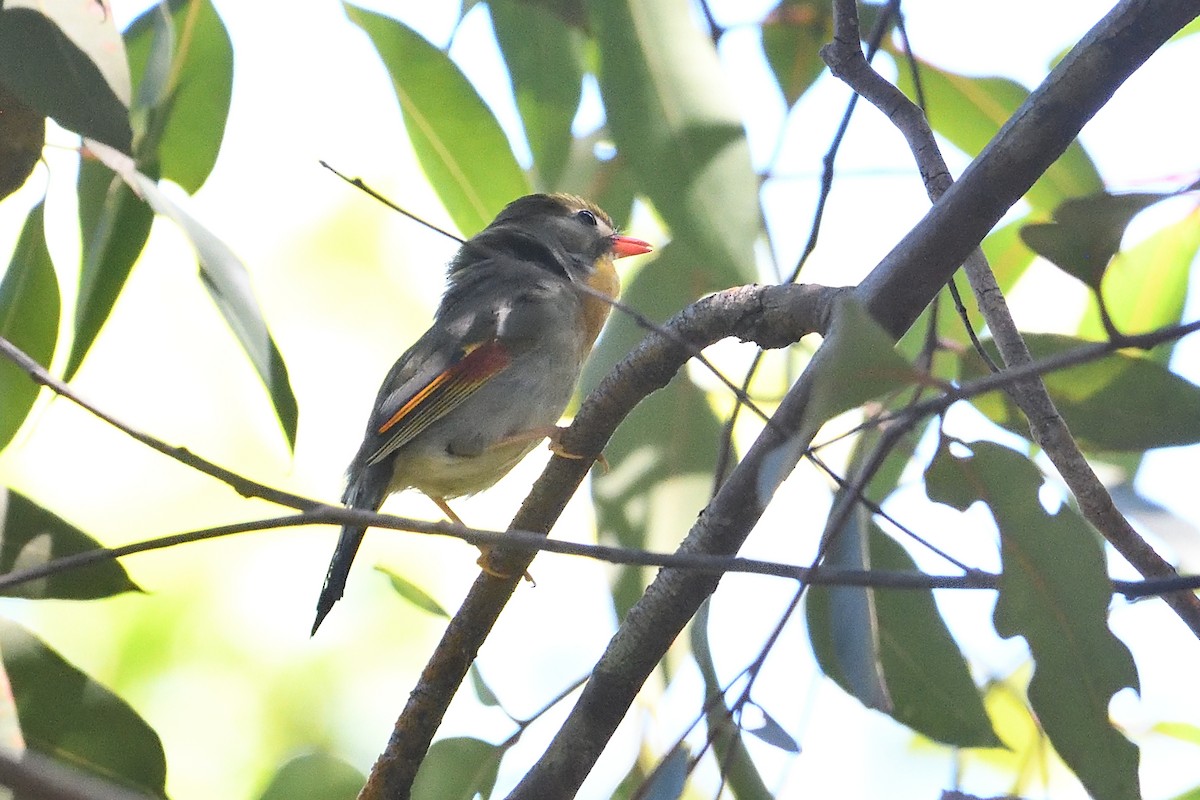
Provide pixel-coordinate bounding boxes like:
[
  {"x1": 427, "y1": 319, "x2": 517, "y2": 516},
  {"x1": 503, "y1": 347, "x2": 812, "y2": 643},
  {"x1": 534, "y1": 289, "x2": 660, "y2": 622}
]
[{"x1": 610, "y1": 235, "x2": 653, "y2": 258}]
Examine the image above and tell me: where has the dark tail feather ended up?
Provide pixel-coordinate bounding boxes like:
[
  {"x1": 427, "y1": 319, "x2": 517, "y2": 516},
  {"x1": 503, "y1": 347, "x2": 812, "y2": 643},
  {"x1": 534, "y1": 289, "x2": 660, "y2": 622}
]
[{"x1": 312, "y1": 469, "x2": 388, "y2": 635}]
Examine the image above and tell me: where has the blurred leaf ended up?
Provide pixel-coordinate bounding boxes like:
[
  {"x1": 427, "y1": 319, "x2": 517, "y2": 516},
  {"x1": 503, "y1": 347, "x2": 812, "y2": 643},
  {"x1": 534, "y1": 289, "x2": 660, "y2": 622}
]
[
  {"x1": 894, "y1": 59, "x2": 1101, "y2": 212},
  {"x1": 0, "y1": 620, "x2": 167, "y2": 797},
  {"x1": 1154, "y1": 721, "x2": 1200, "y2": 747},
  {"x1": 760, "y1": 0, "x2": 832, "y2": 106},
  {"x1": 808, "y1": 519, "x2": 1001, "y2": 747},
  {"x1": 0, "y1": 0, "x2": 132, "y2": 152},
  {"x1": 744, "y1": 704, "x2": 799, "y2": 752},
  {"x1": 411, "y1": 737, "x2": 502, "y2": 800},
  {"x1": 584, "y1": 243, "x2": 727, "y2": 620},
  {"x1": 639, "y1": 744, "x2": 687, "y2": 800},
  {"x1": 1020, "y1": 191, "x2": 1170, "y2": 291},
  {"x1": 86, "y1": 142, "x2": 298, "y2": 449},
  {"x1": 925, "y1": 439, "x2": 1139, "y2": 800},
  {"x1": 1169, "y1": 15, "x2": 1200, "y2": 41},
  {"x1": 801, "y1": 297, "x2": 918, "y2": 441},
  {"x1": 67, "y1": 157, "x2": 155, "y2": 380},
  {"x1": 0, "y1": 83, "x2": 44, "y2": 201},
  {"x1": 376, "y1": 565, "x2": 449, "y2": 617},
  {"x1": 491, "y1": 0, "x2": 581, "y2": 190},
  {"x1": 964, "y1": 333, "x2": 1200, "y2": 452},
  {"x1": 468, "y1": 664, "x2": 501, "y2": 708},
  {"x1": 346, "y1": 4, "x2": 531, "y2": 236},
  {"x1": 1077, "y1": 208, "x2": 1200, "y2": 354},
  {"x1": 1169, "y1": 787, "x2": 1200, "y2": 800},
  {"x1": 690, "y1": 601, "x2": 773, "y2": 799},
  {"x1": 0, "y1": 488, "x2": 140, "y2": 599},
  {"x1": 555, "y1": 130, "x2": 637, "y2": 228},
  {"x1": 591, "y1": 0, "x2": 761, "y2": 282},
  {"x1": 0, "y1": 203, "x2": 58, "y2": 451},
  {"x1": 257, "y1": 752, "x2": 364, "y2": 800},
  {"x1": 125, "y1": 0, "x2": 234, "y2": 192}
]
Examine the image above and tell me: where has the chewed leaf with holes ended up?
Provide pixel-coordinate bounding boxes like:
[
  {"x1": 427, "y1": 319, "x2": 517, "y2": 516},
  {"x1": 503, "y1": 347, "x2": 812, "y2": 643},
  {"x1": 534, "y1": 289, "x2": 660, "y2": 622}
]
[{"x1": 925, "y1": 439, "x2": 1139, "y2": 800}]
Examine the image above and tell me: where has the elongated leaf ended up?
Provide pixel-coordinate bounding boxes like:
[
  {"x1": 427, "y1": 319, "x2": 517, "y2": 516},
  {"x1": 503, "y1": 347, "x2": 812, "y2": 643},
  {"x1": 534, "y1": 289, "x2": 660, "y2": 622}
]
[
  {"x1": 0, "y1": 0, "x2": 131, "y2": 152},
  {"x1": 411, "y1": 737, "x2": 502, "y2": 800},
  {"x1": 376, "y1": 566, "x2": 449, "y2": 617},
  {"x1": 925, "y1": 439, "x2": 1139, "y2": 800},
  {"x1": 808, "y1": 519, "x2": 1001, "y2": 747},
  {"x1": 690, "y1": 601, "x2": 773, "y2": 799},
  {"x1": 964, "y1": 333, "x2": 1200, "y2": 452},
  {"x1": 1020, "y1": 191, "x2": 1170, "y2": 291},
  {"x1": 640, "y1": 744, "x2": 688, "y2": 800},
  {"x1": 0, "y1": 620, "x2": 168, "y2": 797},
  {"x1": 67, "y1": 158, "x2": 155, "y2": 380},
  {"x1": 345, "y1": 4, "x2": 530, "y2": 236},
  {"x1": 125, "y1": 0, "x2": 233, "y2": 192},
  {"x1": 0, "y1": 489, "x2": 140, "y2": 599},
  {"x1": 0, "y1": 203, "x2": 58, "y2": 451},
  {"x1": 113, "y1": 163, "x2": 297, "y2": 448},
  {"x1": 894, "y1": 58, "x2": 1101, "y2": 212},
  {"x1": 258, "y1": 752, "x2": 364, "y2": 800},
  {"x1": 591, "y1": 0, "x2": 761, "y2": 282},
  {"x1": 490, "y1": 0, "x2": 582, "y2": 190}
]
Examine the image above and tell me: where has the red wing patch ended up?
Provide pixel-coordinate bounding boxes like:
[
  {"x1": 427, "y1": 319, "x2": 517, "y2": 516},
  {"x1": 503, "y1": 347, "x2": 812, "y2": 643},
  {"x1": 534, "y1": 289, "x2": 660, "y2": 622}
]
[{"x1": 367, "y1": 339, "x2": 512, "y2": 465}]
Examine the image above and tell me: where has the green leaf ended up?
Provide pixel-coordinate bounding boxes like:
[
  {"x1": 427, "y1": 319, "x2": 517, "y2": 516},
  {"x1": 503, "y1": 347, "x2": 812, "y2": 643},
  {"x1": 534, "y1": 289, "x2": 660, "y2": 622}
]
[
  {"x1": 1077, "y1": 209, "x2": 1200, "y2": 353},
  {"x1": 375, "y1": 566, "x2": 449, "y2": 617},
  {"x1": 0, "y1": 203, "x2": 58, "y2": 452},
  {"x1": 555, "y1": 128, "x2": 637, "y2": 228},
  {"x1": 0, "y1": 489, "x2": 140, "y2": 599},
  {"x1": 125, "y1": 0, "x2": 234, "y2": 192},
  {"x1": 808, "y1": 520, "x2": 1001, "y2": 747},
  {"x1": 0, "y1": 0, "x2": 132, "y2": 152},
  {"x1": 257, "y1": 752, "x2": 364, "y2": 800},
  {"x1": 894, "y1": 59, "x2": 1101, "y2": 212},
  {"x1": 468, "y1": 663, "x2": 501, "y2": 708},
  {"x1": 490, "y1": 0, "x2": 582, "y2": 190},
  {"x1": 67, "y1": 158, "x2": 155, "y2": 380},
  {"x1": 584, "y1": 243, "x2": 727, "y2": 620},
  {"x1": 640, "y1": 744, "x2": 687, "y2": 800},
  {"x1": 345, "y1": 4, "x2": 531, "y2": 236},
  {"x1": 411, "y1": 737, "x2": 503, "y2": 800},
  {"x1": 744, "y1": 705, "x2": 799, "y2": 752},
  {"x1": 760, "y1": 0, "x2": 833, "y2": 106},
  {"x1": 964, "y1": 333, "x2": 1200, "y2": 452},
  {"x1": 801, "y1": 297, "x2": 918, "y2": 442},
  {"x1": 1020, "y1": 191, "x2": 1171, "y2": 292},
  {"x1": 0, "y1": 83, "x2": 45, "y2": 201},
  {"x1": 112, "y1": 161, "x2": 298, "y2": 449},
  {"x1": 591, "y1": 0, "x2": 761, "y2": 282},
  {"x1": 1154, "y1": 721, "x2": 1200, "y2": 747},
  {"x1": 0, "y1": 620, "x2": 167, "y2": 797},
  {"x1": 925, "y1": 439, "x2": 1140, "y2": 800}
]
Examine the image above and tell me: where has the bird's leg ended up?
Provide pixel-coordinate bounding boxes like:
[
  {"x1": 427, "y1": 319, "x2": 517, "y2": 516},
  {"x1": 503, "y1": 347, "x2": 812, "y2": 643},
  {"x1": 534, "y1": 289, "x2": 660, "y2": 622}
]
[{"x1": 429, "y1": 494, "x2": 533, "y2": 583}]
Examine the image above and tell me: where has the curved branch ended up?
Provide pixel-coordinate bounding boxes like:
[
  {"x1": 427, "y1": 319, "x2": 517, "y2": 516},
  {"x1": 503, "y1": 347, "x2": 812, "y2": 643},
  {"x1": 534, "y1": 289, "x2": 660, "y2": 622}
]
[
  {"x1": 508, "y1": 1, "x2": 1199, "y2": 797},
  {"x1": 357, "y1": 284, "x2": 841, "y2": 799}
]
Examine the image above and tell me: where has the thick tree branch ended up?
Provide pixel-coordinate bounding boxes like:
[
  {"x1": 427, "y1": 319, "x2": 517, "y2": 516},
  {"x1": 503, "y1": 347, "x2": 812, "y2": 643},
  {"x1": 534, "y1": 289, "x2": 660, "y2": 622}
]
[
  {"x1": 823, "y1": 0, "x2": 1200, "y2": 635},
  {"x1": 356, "y1": 284, "x2": 840, "y2": 799},
  {"x1": 508, "y1": 1, "x2": 1200, "y2": 796}
]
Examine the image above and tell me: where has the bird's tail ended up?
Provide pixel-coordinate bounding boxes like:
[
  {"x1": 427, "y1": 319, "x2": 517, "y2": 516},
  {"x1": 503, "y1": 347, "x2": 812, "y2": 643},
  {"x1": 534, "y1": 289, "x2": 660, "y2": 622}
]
[{"x1": 311, "y1": 468, "x2": 389, "y2": 635}]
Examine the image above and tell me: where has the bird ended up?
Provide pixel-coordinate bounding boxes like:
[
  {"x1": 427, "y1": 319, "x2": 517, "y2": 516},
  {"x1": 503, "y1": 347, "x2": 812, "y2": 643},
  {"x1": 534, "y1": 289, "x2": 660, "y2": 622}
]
[{"x1": 312, "y1": 193, "x2": 652, "y2": 634}]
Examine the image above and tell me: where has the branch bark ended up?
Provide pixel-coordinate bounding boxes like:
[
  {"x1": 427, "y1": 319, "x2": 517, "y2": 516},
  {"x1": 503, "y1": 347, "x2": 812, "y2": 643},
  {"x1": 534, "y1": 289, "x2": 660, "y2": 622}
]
[{"x1": 508, "y1": 1, "x2": 1200, "y2": 796}]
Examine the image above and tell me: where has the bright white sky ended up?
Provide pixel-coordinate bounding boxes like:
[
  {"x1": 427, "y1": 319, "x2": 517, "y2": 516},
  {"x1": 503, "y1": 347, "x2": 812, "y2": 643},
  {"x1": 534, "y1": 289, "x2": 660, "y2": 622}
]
[{"x1": 4, "y1": 1, "x2": 1200, "y2": 799}]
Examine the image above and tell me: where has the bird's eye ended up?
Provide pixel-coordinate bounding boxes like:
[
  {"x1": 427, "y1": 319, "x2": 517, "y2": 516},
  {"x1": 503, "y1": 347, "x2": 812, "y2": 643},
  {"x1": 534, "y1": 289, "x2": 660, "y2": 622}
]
[{"x1": 575, "y1": 209, "x2": 598, "y2": 227}]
